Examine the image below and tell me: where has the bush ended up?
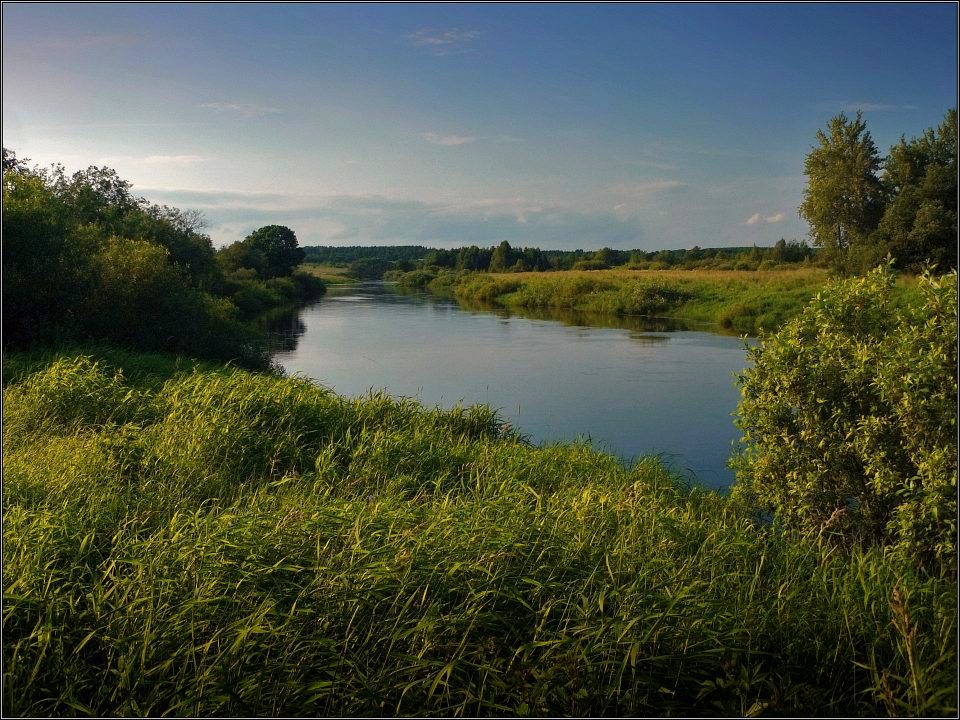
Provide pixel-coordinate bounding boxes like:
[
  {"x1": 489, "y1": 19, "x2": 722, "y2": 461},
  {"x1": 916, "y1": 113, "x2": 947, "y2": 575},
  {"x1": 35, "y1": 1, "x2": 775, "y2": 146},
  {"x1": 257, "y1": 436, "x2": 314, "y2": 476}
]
[
  {"x1": 732, "y1": 265, "x2": 957, "y2": 576},
  {"x1": 572, "y1": 259, "x2": 610, "y2": 271}
]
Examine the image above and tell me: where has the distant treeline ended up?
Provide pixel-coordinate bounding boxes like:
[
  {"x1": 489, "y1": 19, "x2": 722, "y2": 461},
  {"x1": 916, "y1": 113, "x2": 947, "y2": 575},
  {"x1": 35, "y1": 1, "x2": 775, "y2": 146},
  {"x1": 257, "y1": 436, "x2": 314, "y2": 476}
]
[
  {"x1": 302, "y1": 245, "x2": 430, "y2": 265},
  {"x1": 304, "y1": 239, "x2": 816, "y2": 279}
]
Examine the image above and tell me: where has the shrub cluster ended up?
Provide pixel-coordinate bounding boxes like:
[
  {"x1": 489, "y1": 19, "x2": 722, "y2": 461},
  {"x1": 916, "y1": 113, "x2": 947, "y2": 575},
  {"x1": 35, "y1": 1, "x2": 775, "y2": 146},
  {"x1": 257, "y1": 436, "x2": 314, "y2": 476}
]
[
  {"x1": 2, "y1": 154, "x2": 323, "y2": 366},
  {"x1": 732, "y1": 265, "x2": 957, "y2": 576}
]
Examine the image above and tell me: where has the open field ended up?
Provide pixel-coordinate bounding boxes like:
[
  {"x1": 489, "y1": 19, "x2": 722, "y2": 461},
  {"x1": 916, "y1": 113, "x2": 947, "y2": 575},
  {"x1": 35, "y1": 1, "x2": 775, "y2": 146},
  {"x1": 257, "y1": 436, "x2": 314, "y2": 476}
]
[
  {"x1": 298, "y1": 263, "x2": 357, "y2": 285},
  {"x1": 3, "y1": 346, "x2": 955, "y2": 717}
]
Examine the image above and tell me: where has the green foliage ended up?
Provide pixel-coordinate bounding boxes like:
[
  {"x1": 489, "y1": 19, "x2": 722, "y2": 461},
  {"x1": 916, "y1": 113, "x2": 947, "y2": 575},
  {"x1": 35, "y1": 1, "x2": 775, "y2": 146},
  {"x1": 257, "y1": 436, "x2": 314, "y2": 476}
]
[
  {"x1": 449, "y1": 269, "x2": 829, "y2": 335},
  {"x1": 800, "y1": 111, "x2": 885, "y2": 269},
  {"x1": 872, "y1": 109, "x2": 958, "y2": 272},
  {"x1": 3, "y1": 349, "x2": 956, "y2": 716},
  {"x1": 799, "y1": 109, "x2": 957, "y2": 274},
  {"x1": 2, "y1": 152, "x2": 322, "y2": 365},
  {"x1": 302, "y1": 244, "x2": 429, "y2": 265},
  {"x1": 347, "y1": 257, "x2": 394, "y2": 279},
  {"x1": 2, "y1": 169, "x2": 72, "y2": 345},
  {"x1": 732, "y1": 265, "x2": 957, "y2": 576},
  {"x1": 218, "y1": 225, "x2": 305, "y2": 280}
]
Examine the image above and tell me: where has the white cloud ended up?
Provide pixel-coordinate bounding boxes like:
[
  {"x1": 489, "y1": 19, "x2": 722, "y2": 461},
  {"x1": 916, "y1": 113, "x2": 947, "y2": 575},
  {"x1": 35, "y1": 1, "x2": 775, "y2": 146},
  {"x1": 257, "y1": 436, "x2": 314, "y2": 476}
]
[
  {"x1": 406, "y1": 28, "x2": 480, "y2": 55},
  {"x1": 744, "y1": 213, "x2": 761, "y2": 226},
  {"x1": 200, "y1": 102, "x2": 282, "y2": 117},
  {"x1": 422, "y1": 132, "x2": 523, "y2": 146},
  {"x1": 765, "y1": 212, "x2": 785, "y2": 224},
  {"x1": 422, "y1": 132, "x2": 477, "y2": 146}
]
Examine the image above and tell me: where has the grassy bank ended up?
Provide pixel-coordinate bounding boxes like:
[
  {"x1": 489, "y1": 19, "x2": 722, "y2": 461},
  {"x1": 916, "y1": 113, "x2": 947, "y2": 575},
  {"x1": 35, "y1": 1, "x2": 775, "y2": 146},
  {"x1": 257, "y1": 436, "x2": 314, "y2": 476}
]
[
  {"x1": 297, "y1": 262, "x2": 357, "y2": 285},
  {"x1": 445, "y1": 268, "x2": 832, "y2": 335},
  {"x1": 402, "y1": 267, "x2": 924, "y2": 336},
  {"x1": 3, "y1": 347, "x2": 955, "y2": 716}
]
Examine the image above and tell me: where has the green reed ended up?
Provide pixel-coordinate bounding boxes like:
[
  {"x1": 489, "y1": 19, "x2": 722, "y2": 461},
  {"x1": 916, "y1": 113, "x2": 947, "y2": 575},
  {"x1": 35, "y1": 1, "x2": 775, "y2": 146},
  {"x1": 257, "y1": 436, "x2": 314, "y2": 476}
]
[{"x1": 3, "y1": 350, "x2": 955, "y2": 716}]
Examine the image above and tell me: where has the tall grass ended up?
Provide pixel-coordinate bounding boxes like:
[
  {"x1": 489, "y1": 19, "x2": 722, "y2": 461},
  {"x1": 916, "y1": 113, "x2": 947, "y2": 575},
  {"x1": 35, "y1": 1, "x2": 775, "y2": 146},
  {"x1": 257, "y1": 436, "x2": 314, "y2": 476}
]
[
  {"x1": 451, "y1": 268, "x2": 833, "y2": 335},
  {"x1": 3, "y1": 349, "x2": 956, "y2": 716}
]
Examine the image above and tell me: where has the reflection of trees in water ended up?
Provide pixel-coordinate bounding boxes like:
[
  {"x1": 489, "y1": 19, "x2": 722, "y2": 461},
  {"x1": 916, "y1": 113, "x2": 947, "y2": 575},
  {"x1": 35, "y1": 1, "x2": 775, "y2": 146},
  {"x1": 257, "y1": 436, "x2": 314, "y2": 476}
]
[
  {"x1": 456, "y1": 297, "x2": 696, "y2": 340},
  {"x1": 260, "y1": 310, "x2": 307, "y2": 354}
]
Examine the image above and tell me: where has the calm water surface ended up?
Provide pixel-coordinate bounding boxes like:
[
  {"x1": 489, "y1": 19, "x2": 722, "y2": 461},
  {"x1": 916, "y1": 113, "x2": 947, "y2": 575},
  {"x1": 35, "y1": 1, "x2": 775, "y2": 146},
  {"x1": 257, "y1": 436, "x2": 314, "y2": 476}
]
[{"x1": 267, "y1": 282, "x2": 753, "y2": 490}]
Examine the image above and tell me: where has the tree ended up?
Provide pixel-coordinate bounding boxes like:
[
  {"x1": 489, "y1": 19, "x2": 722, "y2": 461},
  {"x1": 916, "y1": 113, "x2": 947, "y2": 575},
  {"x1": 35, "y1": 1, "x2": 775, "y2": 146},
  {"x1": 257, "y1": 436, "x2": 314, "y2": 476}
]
[
  {"x1": 871, "y1": 109, "x2": 957, "y2": 272},
  {"x1": 245, "y1": 225, "x2": 305, "y2": 278},
  {"x1": 219, "y1": 225, "x2": 305, "y2": 279},
  {"x1": 799, "y1": 111, "x2": 885, "y2": 271},
  {"x1": 488, "y1": 241, "x2": 516, "y2": 273}
]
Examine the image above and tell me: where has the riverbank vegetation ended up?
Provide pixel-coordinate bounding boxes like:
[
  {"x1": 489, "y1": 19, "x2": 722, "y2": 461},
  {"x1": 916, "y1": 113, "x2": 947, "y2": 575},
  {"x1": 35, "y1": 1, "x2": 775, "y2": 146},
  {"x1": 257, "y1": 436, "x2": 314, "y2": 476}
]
[
  {"x1": 3, "y1": 334, "x2": 956, "y2": 716},
  {"x1": 4, "y1": 109, "x2": 956, "y2": 714},
  {"x1": 2, "y1": 151, "x2": 323, "y2": 368},
  {"x1": 399, "y1": 267, "x2": 831, "y2": 335}
]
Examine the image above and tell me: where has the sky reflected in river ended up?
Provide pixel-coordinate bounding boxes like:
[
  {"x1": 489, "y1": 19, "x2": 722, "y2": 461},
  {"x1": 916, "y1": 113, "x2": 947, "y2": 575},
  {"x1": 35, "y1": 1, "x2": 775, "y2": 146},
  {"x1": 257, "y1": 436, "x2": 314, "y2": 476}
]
[{"x1": 267, "y1": 282, "x2": 753, "y2": 490}]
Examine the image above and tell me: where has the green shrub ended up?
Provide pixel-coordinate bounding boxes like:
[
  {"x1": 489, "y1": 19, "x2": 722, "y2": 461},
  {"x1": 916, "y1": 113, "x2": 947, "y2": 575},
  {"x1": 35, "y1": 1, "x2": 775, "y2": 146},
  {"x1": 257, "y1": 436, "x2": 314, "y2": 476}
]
[
  {"x1": 571, "y1": 259, "x2": 609, "y2": 271},
  {"x1": 396, "y1": 269, "x2": 437, "y2": 289},
  {"x1": 732, "y1": 265, "x2": 957, "y2": 576}
]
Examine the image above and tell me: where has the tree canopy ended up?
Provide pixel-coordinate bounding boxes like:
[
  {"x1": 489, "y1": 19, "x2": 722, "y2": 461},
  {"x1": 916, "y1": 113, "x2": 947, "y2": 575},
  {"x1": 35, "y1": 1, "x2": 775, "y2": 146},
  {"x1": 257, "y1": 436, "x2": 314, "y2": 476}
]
[
  {"x1": 218, "y1": 225, "x2": 305, "y2": 279},
  {"x1": 799, "y1": 111, "x2": 885, "y2": 270},
  {"x1": 800, "y1": 108, "x2": 957, "y2": 274}
]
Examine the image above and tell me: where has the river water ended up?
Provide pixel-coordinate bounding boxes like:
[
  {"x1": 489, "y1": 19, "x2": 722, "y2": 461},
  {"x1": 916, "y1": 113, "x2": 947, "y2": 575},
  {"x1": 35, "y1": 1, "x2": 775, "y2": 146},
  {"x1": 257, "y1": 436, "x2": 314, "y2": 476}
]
[{"x1": 267, "y1": 282, "x2": 753, "y2": 490}]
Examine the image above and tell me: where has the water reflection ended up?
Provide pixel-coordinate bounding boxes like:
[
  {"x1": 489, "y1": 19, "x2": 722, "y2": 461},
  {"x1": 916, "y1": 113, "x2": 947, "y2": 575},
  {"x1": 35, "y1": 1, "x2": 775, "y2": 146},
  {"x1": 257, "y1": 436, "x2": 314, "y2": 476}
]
[
  {"x1": 265, "y1": 281, "x2": 751, "y2": 490},
  {"x1": 257, "y1": 308, "x2": 306, "y2": 354},
  {"x1": 265, "y1": 282, "x2": 722, "y2": 355}
]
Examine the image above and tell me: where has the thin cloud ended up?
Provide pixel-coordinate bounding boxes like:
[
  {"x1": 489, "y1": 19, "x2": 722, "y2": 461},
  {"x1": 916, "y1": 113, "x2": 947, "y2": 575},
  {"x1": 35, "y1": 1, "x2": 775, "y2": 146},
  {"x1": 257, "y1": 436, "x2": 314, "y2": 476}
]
[
  {"x1": 406, "y1": 28, "x2": 480, "y2": 55},
  {"x1": 422, "y1": 132, "x2": 477, "y2": 146},
  {"x1": 839, "y1": 102, "x2": 918, "y2": 112},
  {"x1": 765, "y1": 212, "x2": 785, "y2": 224},
  {"x1": 101, "y1": 154, "x2": 206, "y2": 166},
  {"x1": 744, "y1": 213, "x2": 761, "y2": 226},
  {"x1": 421, "y1": 131, "x2": 523, "y2": 146},
  {"x1": 143, "y1": 155, "x2": 205, "y2": 165},
  {"x1": 200, "y1": 102, "x2": 282, "y2": 117}
]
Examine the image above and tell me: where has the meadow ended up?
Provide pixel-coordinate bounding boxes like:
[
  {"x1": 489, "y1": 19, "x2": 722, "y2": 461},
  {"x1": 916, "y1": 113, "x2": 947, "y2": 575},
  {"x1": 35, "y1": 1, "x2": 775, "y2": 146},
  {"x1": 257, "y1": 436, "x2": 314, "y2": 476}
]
[{"x1": 3, "y1": 345, "x2": 955, "y2": 717}]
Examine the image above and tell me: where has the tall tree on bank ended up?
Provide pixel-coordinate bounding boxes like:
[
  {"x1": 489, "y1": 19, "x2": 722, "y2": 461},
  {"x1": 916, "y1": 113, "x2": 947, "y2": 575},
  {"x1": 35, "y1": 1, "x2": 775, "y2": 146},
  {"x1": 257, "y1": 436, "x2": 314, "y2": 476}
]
[
  {"x1": 872, "y1": 108, "x2": 958, "y2": 272},
  {"x1": 799, "y1": 111, "x2": 885, "y2": 272}
]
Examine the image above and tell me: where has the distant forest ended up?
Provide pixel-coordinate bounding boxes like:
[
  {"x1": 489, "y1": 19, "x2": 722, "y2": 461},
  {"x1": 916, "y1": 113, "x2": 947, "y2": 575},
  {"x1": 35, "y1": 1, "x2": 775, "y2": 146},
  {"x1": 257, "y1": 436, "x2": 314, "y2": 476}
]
[{"x1": 302, "y1": 239, "x2": 816, "y2": 277}]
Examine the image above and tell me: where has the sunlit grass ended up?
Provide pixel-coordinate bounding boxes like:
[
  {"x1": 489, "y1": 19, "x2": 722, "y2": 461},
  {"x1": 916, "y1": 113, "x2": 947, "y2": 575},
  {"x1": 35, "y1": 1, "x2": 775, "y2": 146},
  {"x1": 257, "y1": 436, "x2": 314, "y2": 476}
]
[
  {"x1": 297, "y1": 263, "x2": 356, "y2": 284},
  {"x1": 3, "y1": 348, "x2": 955, "y2": 716},
  {"x1": 451, "y1": 268, "x2": 831, "y2": 335}
]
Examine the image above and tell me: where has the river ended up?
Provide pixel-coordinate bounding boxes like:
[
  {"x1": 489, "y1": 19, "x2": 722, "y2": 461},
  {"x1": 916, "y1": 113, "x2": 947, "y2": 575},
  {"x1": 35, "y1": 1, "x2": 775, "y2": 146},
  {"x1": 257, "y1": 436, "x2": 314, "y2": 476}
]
[{"x1": 267, "y1": 282, "x2": 754, "y2": 490}]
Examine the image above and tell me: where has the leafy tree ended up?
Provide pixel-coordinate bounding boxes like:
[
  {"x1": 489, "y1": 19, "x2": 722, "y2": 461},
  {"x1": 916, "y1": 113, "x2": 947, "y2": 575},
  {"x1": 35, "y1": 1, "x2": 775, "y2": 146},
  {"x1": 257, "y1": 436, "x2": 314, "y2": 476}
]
[
  {"x1": 2, "y1": 167, "x2": 72, "y2": 346},
  {"x1": 799, "y1": 111, "x2": 885, "y2": 271},
  {"x1": 456, "y1": 245, "x2": 492, "y2": 271},
  {"x1": 244, "y1": 225, "x2": 305, "y2": 278},
  {"x1": 2, "y1": 152, "x2": 267, "y2": 365},
  {"x1": 218, "y1": 225, "x2": 305, "y2": 279},
  {"x1": 872, "y1": 109, "x2": 958, "y2": 272},
  {"x1": 732, "y1": 265, "x2": 957, "y2": 575},
  {"x1": 488, "y1": 241, "x2": 516, "y2": 272}
]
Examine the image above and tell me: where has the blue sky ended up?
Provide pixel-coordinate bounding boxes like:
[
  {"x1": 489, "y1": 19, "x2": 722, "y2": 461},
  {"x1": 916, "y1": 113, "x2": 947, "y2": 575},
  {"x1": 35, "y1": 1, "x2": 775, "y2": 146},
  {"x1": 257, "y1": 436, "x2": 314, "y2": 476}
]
[{"x1": 3, "y1": 3, "x2": 957, "y2": 250}]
